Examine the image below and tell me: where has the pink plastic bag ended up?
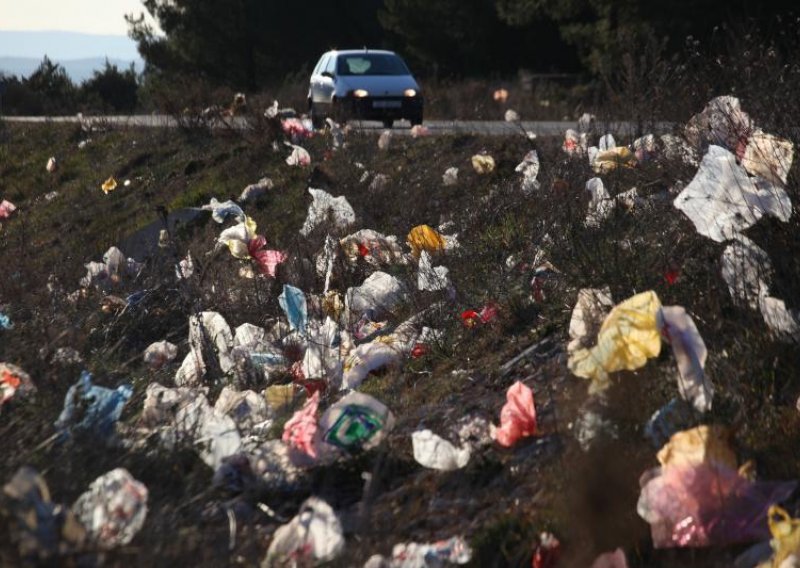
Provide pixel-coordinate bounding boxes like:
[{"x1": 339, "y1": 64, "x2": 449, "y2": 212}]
[
  {"x1": 282, "y1": 391, "x2": 320, "y2": 459},
  {"x1": 637, "y1": 463, "x2": 796, "y2": 548},
  {"x1": 493, "y1": 381, "x2": 537, "y2": 447}
]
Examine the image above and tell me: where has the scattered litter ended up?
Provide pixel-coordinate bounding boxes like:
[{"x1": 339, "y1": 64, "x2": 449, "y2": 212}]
[
  {"x1": 660, "y1": 306, "x2": 713, "y2": 412},
  {"x1": 239, "y1": 177, "x2": 273, "y2": 202},
  {"x1": 471, "y1": 154, "x2": 495, "y2": 174},
  {"x1": 0, "y1": 199, "x2": 17, "y2": 219},
  {"x1": 46, "y1": 156, "x2": 57, "y2": 173},
  {"x1": 378, "y1": 130, "x2": 393, "y2": 150},
  {"x1": 202, "y1": 198, "x2": 245, "y2": 223},
  {"x1": 633, "y1": 134, "x2": 657, "y2": 162},
  {"x1": 319, "y1": 392, "x2": 395, "y2": 453},
  {"x1": 300, "y1": 188, "x2": 356, "y2": 236},
  {"x1": 568, "y1": 291, "x2": 662, "y2": 393},
  {"x1": 189, "y1": 311, "x2": 235, "y2": 374},
  {"x1": 412, "y1": 429, "x2": 471, "y2": 470},
  {"x1": 390, "y1": 536, "x2": 472, "y2": 567},
  {"x1": 143, "y1": 340, "x2": 178, "y2": 370},
  {"x1": 741, "y1": 131, "x2": 794, "y2": 186},
  {"x1": 282, "y1": 391, "x2": 320, "y2": 461},
  {"x1": 418, "y1": 251, "x2": 450, "y2": 291},
  {"x1": 592, "y1": 146, "x2": 636, "y2": 173},
  {"x1": 567, "y1": 287, "x2": 614, "y2": 354},
  {"x1": 263, "y1": 497, "x2": 344, "y2": 566},
  {"x1": 0, "y1": 363, "x2": 35, "y2": 406},
  {"x1": 341, "y1": 229, "x2": 404, "y2": 266},
  {"x1": 563, "y1": 129, "x2": 587, "y2": 156},
  {"x1": 71, "y1": 468, "x2": 147, "y2": 549},
  {"x1": 763, "y1": 506, "x2": 800, "y2": 567},
  {"x1": 52, "y1": 347, "x2": 83, "y2": 365},
  {"x1": 101, "y1": 176, "x2": 118, "y2": 194},
  {"x1": 407, "y1": 225, "x2": 445, "y2": 258},
  {"x1": 55, "y1": 371, "x2": 132, "y2": 439},
  {"x1": 657, "y1": 425, "x2": 737, "y2": 470},
  {"x1": 0, "y1": 311, "x2": 12, "y2": 329},
  {"x1": 585, "y1": 177, "x2": 615, "y2": 226},
  {"x1": 505, "y1": 109, "x2": 520, "y2": 122},
  {"x1": 442, "y1": 167, "x2": 459, "y2": 186},
  {"x1": 674, "y1": 145, "x2": 791, "y2": 242},
  {"x1": 346, "y1": 271, "x2": 407, "y2": 316},
  {"x1": 410, "y1": 124, "x2": 430, "y2": 137},
  {"x1": 279, "y1": 284, "x2": 308, "y2": 333},
  {"x1": 721, "y1": 236, "x2": 772, "y2": 309},
  {"x1": 685, "y1": 95, "x2": 753, "y2": 153},
  {"x1": 214, "y1": 386, "x2": 271, "y2": 433},
  {"x1": 176, "y1": 252, "x2": 194, "y2": 279},
  {"x1": 516, "y1": 150, "x2": 540, "y2": 194},
  {"x1": 286, "y1": 144, "x2": 311, "y2": 167},
  {"x1": 491, "y1": 381, "x2": 537, "y2": 447}
]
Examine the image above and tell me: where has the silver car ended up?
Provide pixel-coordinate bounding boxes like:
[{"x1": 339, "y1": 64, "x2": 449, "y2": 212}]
[{"x1": 308, "y1": 49, "x2": 423, "y2": 129}]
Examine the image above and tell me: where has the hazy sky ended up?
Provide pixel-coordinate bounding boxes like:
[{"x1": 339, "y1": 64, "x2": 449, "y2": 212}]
[{"x1": 0, "y1": 0, "x2": 154, "y2": 36}]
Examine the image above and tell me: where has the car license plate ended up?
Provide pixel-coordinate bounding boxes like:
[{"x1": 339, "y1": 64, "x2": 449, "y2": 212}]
[{"x1": 373, "y1": 100, "x2": 401, "y2": 109}]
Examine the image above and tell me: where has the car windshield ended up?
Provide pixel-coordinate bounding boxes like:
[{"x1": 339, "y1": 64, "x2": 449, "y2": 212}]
[{"x1": 336, "y1": 53, "x2": 410, "y2": 76}]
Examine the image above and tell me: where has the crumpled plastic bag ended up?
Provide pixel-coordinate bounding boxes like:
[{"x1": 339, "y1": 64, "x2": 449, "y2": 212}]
[
  {"x1": 685, "y1": 95, "x2": 753, "y2": 153},
  {"x1": 175, "y1": 348, "x2": 206, "y2": 387},
  {"x1": 505, "y1": 109, "x2": 520, "y2": 122},
  {"x1": 633, "y1": 134, "x2": 658, "y2": 162},
  {"x1": 318, "y1": 391, "x2": 394, "y2": 454},
  {"x1": 407, "y1": 225, "x2": 445, "y2": 258},
  {"x1": 55, "y1": 371, "x2": 132, "y2": 439},
  {"x1": 101, "y1": 176, "x2": 117, "y2": 194},
  {"x1": 660, "y1": 306, "x2": 713, "y2": 412},
  {"x1": 389, "y1": 536, "x2": 472, "y2": 567},
  {"x1": 214, "y1": 386, "x2": 271, "y2": 433},
  {"x1": 2, "y1": 467, "x2": 86, "y2": 559},
  {"x1": 567, "y1": 287, "x2": 614, "y2": 353},
  {"x1": 188, "y1": 311, "x2": 234, "y2": 375},
  {"x1": 202, "y1": 197, "x2": 245, "y2": 223},
  {"x1": 471, "y1": 154, "x2": 495, "y2": 174},
  {"x1": 443, "y1": 167, "x2": 459, "y2": 186},
  {"x1": 340, "y1": 229, "x2": 404, "y2": 266},
  {"x1": 721, "y1": 235, "x2": 772, "y2": 310},
  {"x1": 741, "y1": 131, "x2": 794, "y2": 186},
  {"x1": 71, "y1": 468, "x2": 147, "y2": 549},
  {"x1": 418, "y1": 251, "x2": 450, "y2": 291},
  {"x1": 585, "y1": 177, "x2": 615, "y2": 226},
  {"x1": 263, "y1": 497, "x2": 344, "y2": 566},
  {"x1": 341, "y1": 335, "x2": 404, "y2": 390},
  {"x1": 516, "y1": 150, "x2": 540, "y2": 194},
  {"x1": 568, "y1": 291, "x2": 662, "y2": 392},
  {"x1": 0, "y1": 311, "x2": 12, "y2": 329},
  {"x1": 80, "y1": 246, "x2": 142, "y2": 288},
  {"x1": 218, "y1": 215, "x2": 257, "y2": 258},
  {"x1": 592, "y1": 146, "x2": 636, "y2": 173},
  {"x1": 279, "y1": 284, "x2": 308, "y2": 333},
  {"x1": 657, "y1": 425, "x2": 737, "y2": 470},
  {"x1": 239, "y1": 177, "x2": 273, "y2": 202},
  {"x1": 563, "y1": 129, "x2": 588, "y2": 156},
  {"x1": 491, "y1": 381, "x2": 537, "y2": 447},
  {"x1": 143, "y1": 340, "x2": 178, "y2": 370},
  {"x1": 0, "y1": 362, "x2": 36, "y2": 406},
  {"x1": 141, "y1": 382, "x2": 241, "y2": 470},
  {"x1": 412, "y1": 429, "x2": 471, "y2": 470},
  {"x1": 300, "y1": 188, "x2": 356, "y2": 236},
  {"x1": 346, "y1": 271, "x2": 407, "y2": 316},
  {"x1": 760, "y1": 296, "x2": 800, "y2": 338},
  {"x1": 378, "y1": 129, "x2": 393, "y2": 150},
  {"x1": 46, "y1": 156, "x2": 57, "y2": 172},
  {"x1": 674, "y1": 145, "x2": 792, "y2": 242},
  {"x1": 282, "y1": 391, "x2": 320, "y2": 461},
  {"x1": 0, "y1": 199, "x2": 17, "y2": 219},
  {"x1": 302, "y1": 317, "x2": 343, "y2": 382},
  {"x1": 285, "y1": 144, "x2": 311, "y2": 167},
  {"x1": 637, "y1": 462, "x2": 796, "y2": 548}
]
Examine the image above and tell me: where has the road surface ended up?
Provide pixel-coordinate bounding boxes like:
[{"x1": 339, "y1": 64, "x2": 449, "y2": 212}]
[{"x1": 2, "y1": 114, "x2": 673, "y2": 137}]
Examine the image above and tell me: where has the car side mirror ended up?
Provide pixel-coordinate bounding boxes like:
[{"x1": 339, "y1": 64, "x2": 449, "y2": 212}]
[{"x1": 321, "y1": 71, "x2": 335, "y2": 79}]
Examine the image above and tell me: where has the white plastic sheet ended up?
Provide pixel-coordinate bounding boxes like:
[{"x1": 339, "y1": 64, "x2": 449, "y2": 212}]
[
  {"x1": 567, "y1": 287, "x2": 614, "y2": 354},
  {"x1": 674, "y1": 145, "x2": 791, "y2": 242},
  {"x1": 660, "y1": 306, "x2": 713, "y2": 412},
  {"x1": 300, "y1": 188, "x2": 356, "y2": 236},
  {"x1": 264, "y1": 497, "x2": 344, "y2": 565},
  {"x1": 442, "y1": 167, "x2": 458, "y2": 186},
  {"x1": 143, "y1": 340, "x2": 178, "y2": 370},
  {"x1": 411, "y1": 429, "x2": 470, "y2": 471},
  {"x1": 417, "y1": 251, "x2": 450, "y2": 291},
  {"x1": 585, "y1": 177, "x2": 615, "y2": 227},
  {"x1": 721, "y1": 236, "x2": 772, "y2": 310},
  {"x1": 189, "y1": 311, "x2": 234, "y2": 373},
  {"x1": 346, "y1": 271, "x2": 406, "y2": 316},
  {"x1": 515, "y1": 150, "x2": 540, "y2": 194}
]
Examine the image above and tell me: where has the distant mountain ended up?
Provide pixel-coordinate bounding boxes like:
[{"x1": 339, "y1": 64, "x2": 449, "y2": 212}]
[
  {"x1": 0, "y1": 56, "x2": 142, "y2": 84},
  {"x1": 0, "y1": 30, "x2": 143, "y2": 83}
]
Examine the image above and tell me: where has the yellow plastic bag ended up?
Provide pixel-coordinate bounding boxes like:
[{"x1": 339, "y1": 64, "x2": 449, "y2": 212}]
[
  {"x1": 656, "y1": 425, "x2": 737, "y2": 471},
  {"x1": 765, "y1": 506, "x2": 800, "y2": 567},
  {"x1": 568, "y1": 290, "x2": 662, "y2": 392},
  {"x1": 471, "y1": 154, "x2": 496, "y2": 174},
  {"x1": 407, "y1": 225, "x2": 445, "y2": 259},
  {"x1": 101, "y1": 176, "x2": 118, "y2": 194},
  {"x1": 592, "y1": 147, "x2": 636, "y2": 174}
]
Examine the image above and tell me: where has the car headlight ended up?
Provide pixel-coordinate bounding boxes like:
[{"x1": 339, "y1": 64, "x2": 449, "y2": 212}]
[
  {"x1": 353, "y1": 89, "x2": 369, "y2": 98},
  {"x1": 404, "y1": 89, "x2": 417, "y2": 97}
]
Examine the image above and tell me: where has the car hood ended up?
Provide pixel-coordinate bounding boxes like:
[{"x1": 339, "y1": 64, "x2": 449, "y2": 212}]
[{"x1": 336, "y1": 75, "x2": 420, "y2": 96}]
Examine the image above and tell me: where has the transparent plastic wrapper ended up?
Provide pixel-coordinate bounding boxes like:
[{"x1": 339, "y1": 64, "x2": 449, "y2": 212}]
[
  {"x1": 263, "y1": 497, "x2": 344, "y2": 566},
  {"x1": 55, "y1": 371, "x2": 132, "y2": 438},
  {"x1": 71, "y1": 468, "x2": 147, "y2": 549},
  {"x1": 567, "y1": 287, "x2": 613, "y2": 353},
  {"x1": 189, "y1": 311, "x2": 234, "y2": 373},
  {"x1": 346, "y1": 271, "x2": 407, "y2": 316},
  {"x1": 0, "y1": 362, "x2": 36, "y2": 406},
  {"x1": 568, "y1": 291, "x2": 662, "y2": 393},
  {"x1": 442, "y1": 167, "x2": 459, "y2": 186},
  {"x1": 585, "y1": 177, "x2": 615, "y2": 227},
  {"x1": 660, "y1": 306, "x2": 713, "y2": 412},
  {"x1": 302, "y1": 317, "x2": 343, "y2": 382},
  {"x1": 299, "y1": 188, "x2": 356, "y2": 236},
  {"x1": 673, "y1": 145, "x2": 792, "y2": 242},
  {"x1": 563, "y1": 129, "x2": 587, "y2": 155},
  {"x1": 202, "y1": 197, "x2": 245, "y2": 223},
  {"x1": 214, "y1": 386, "x2": 271, "y2": 433},
  {"x1": 378, "y1": 129, "x2": 393, "y2": 150},
  {"x1": 2, "y1": 467, "x2": 86, "y2": 558},
  {"x1": 383, "y1": 536, "x2": 472, "y2": 567},
  {"x1": 685, "y1": 96, "x2": 753, "y2": 153},
  {"x1": 471, "y1": 154, "x2": 495, "y2": 174},
  {"x1": 412, "y1": 429, "x2": 471, "y2": 470},
  {"x1": 0, "y1": 199, "x2": 17, "y2": 219},
  {"x1": 340, "y1": 229, "x2": 404, "y2": 266},
  {"x1": 319, "y1": 392, "x2": 395, "y2": 454},
  {"x1": 279, "y1": 284, "x2": 308, "y2": 333},
  {"x1": 418, "y1": 251, "x2": 450, "y2": 291},
  {"x1": 742, "y1": 131, "x2": 794, "y2": 186},
  {"x1": 285, "y1": 144, "x2": 311, "y2": 167},
  {"x1": 491, "y1": 381, "x2": 537, "y2": 447},
  {"x1": 239, "y1": 177, "x2": 273, "y2": 202},
  {"x1": 407, "y1": 225, "x2": 445, "y2": 258},
  {"x1": 515, "y1": 150, "x2": 540, "y2": 194},
  {"x1": 143, "y1": 340, "x2": 178, "y2": 370},
  {"x1": 637, "y1": 463, "x2": 796, "y2": 548}
]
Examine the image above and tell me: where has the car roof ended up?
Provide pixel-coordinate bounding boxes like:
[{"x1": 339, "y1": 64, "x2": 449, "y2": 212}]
[{"x1": 326, "y1": 49, "x2": 398, "y2": 57}]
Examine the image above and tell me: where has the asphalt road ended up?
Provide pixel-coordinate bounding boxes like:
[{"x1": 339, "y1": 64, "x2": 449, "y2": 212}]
[{"x1": 2, "y1": 114, "x2": 672, "y2": 137}]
